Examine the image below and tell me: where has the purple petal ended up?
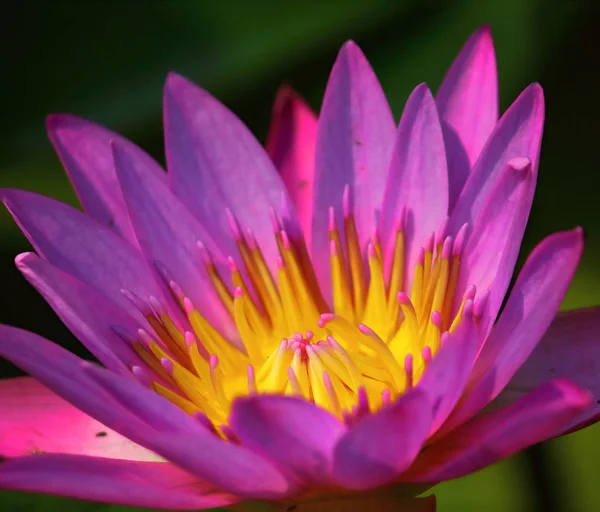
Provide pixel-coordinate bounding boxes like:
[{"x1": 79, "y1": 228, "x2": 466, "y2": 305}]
[
  {"x1": 381, "y1": 84, "x2": 448, "y2": 287},
  {"x1": 266, "y1": 87, "x2": 318, "y2": 244},
  {"x1": 332, "y1": 388, "x2": 432, "y2": 490},
  {"x1": 436, "y1": 26, "x2": 498, "y2": 208},
  {"x1": 0, "y1": 454, "x2": 235, "y2": 510},
  {"x1": 457, "y1": 157, "x2": 534, "y2": 333},
  {"x1": 312, "y1": 41, "x2": 395, "y2": 301},
  {"x1": 0, "y1": 377, "x2": 158, "y2": 460},
  {"x1": 495, "y1": 307, "x2": 600, "y2": 435},
  {"x1": 229, "y1": 395, "x2": 346, "y2": 485},
  {"x1": 406, "y1": 379, "x2": 591, "y2": 482},
  {"x1": 47, "y1": 115, "x2": 166, "y2": 244},
  {"x1": 164, "y1": 73, "x2": 300, "y2": 269},
  {"x1": 448, "y1": 83, "x2": 544, "y2": 234},
  {"x1": 440, "y1": 228, "x2": 584, "y2": 436}
]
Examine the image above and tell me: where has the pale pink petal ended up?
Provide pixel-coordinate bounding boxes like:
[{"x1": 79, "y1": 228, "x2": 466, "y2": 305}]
[
  {"x1": 312, "y1": 41, "x2": 395, "y2": 301},
  {"x1": 0, "y1": 454, "x2": 235, "y2": 510},
  {"x1": 439, "y1": 228, "x2": 584, "y2": 437},
  {"x1": 164, "y1": 73, "x2": 300, "y2": 270},
  {"x1": 47, "y1": 115, "x2": 166, "y2": 244},
  {"x1": 495, "y1": 307, "x2": 600, "y2": 434},
  {"x1": 381, "y1": 83, "x2": 448, "y2": 287},
  {"x1": 436, "y1": 25, "x2": 498, "y2": 207},
  {"x1": 332, "y1": 388, "x2": 432, "y2": 490},
  {"x1": 266, "y1": 86, "x2": 318, "y2": 244},
  {"x1": 230, "y1": 395, "x2": 346, "y2": 485},
  {"x1": 448, "y1": 83, "x2": 544, "y2": 234},
  {"x1": 0, "y1": 377, "x2": 159, "y2": 461},
  {"x1": 406, "y1": 379, "x2": 591, "y2": 482}
]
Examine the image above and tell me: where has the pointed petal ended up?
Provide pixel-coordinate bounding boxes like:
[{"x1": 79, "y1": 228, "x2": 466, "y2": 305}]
[
  {"x1": 266, "y1": 87, "x2": 318, "y2": 243},
  {"x1": 440, "y1": 228, "x2": 584, "y2": 436},
  {"x1": 381, "y1": 84, "x2": 448, "y2": 286},
  {"x1": 457, "y1": 157, "x2": 534, "y2": 332},
  {"x1": 2, "y1": 189, "x2": 169, "y2": 324},
  {"x1": 230, "y1": 395, "x2": 346, "y2": 485},
  {"x1": 436, "y1": 26, "x2": 498, "y2": 207},
  {"x1": 312, "y1": 41, "x2": 395, "y2": 300},
  {"x1": 47, "y1": 115, "x2": 166, "y2": 244},
  {"x1": 406, "y1": 379, "x2": 591, "y2": 482},
  {"x1": 448, "y1": 84, "x2": 544, "y2": 234},
  {"x1": 16, "y1": 252, "x2": 143, "y2": 377},
  {"x1": 164, "y1": 73, "x2": 300, "y2": 269},
  {"x1": 332, "y1": 388, "x2": 432, "y2": 490},
  {"x1": 0, "y1": 377, "x2": 159, "y2": 460},
  {"x1": 496, "y1": 307, "x2": 600, "y2": 434},
  {"x1": 0, "y1": 454, "x2": 235, "y2": 510}
]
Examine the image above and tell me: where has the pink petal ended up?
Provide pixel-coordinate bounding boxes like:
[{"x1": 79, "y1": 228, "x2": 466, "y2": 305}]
[
  {"x1": 332, "y1": 388, "x2": 432, "y2": 490},
  {"x1": 47, "y1": 115, "x2": 166, "y2": 245},
  {"x1": 439, "y1": 228, "x2": 584, "y2": 437},
  {"x1": 495, "y1": 307, "x2": 600, "y2": 435},
  {"x1": 1, "y1": 189, "x2": 170, "y2": 325},
  {"x1": 229, "y1": 395, "x2": 346, "y2": 485},
  {"x1": 111, "y1": 140, "x2": 235, "y2": 339},
  {"x1": 164, "y1": 73, "x2": 300, "y2": 270},
  {"x1": 0, "y1": 377, "x2": 158, "y2": 461},
  {"x1": 405, "y1": 379, "x2": 591, "y2": 482},
  {"x1": 266, "y1": 86, "x2": 318, "y2": 244},
  {"x1": 312, "y1": 41, "x2": 395, "y2": 301},
  {"x1": 436, "y1": 26, "x2": 498, "y2": 208},
  {"x1": 457, "y1": 157, "x2": 534, "y2": 333},
  {"x1": 448, "y1": 83, "x2": 544, "y2": 234},
  {"x1": 381, "y1": 83, "x2": 448, "y2": 287},
  {"x1": 16, "y1": 252, "x2": 143, "y2": 377},
  {"x1": 0, "y1": 454, "x2": 235, "y2": 510}
]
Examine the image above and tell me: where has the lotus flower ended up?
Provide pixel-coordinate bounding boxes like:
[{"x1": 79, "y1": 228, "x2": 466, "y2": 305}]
[{"x1": 0, "y1": 25, "x2": 599, "y2": 512}]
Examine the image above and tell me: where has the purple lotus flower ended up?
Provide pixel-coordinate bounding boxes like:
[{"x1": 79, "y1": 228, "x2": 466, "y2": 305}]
[{"x1": 0, "y1": 26, "x2": 599, "y2": 511}]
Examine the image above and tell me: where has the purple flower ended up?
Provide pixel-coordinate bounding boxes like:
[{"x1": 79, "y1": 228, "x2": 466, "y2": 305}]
[{"x1": 0, "y1": 26, "x2": 598, "y2": 511}]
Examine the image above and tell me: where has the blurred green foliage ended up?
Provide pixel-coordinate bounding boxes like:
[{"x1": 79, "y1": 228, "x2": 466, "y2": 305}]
[{"x1": 1, "y1": 0, "x2": 600, "y2": 511}]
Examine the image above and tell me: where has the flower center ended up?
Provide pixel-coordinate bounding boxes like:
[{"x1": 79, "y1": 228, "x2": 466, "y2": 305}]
[{"x1": 119, "y1": 190, "x2": 474, "y2": 429}]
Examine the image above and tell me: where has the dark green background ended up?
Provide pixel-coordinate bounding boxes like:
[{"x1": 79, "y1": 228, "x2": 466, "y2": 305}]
[{"x1": 1, "y1": 1, "x2": 600, "y2": 510}]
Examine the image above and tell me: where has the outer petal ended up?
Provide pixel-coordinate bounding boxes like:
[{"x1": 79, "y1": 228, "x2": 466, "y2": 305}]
[
  {"x1": 495, "y1": 307, "x2": 600, "y2": 434},
  {"x1": 46, "y1": 114, "x2": 166, "y2": 245},
  {"x1": 332, "y1": 388, "x2": 432, "y2": 490},
  {"x1": 164, "y1": 72, "x2": 300, "y2": 270},
  {"x1": 312, "y1": 41, "x2": 395, "y2": 300},
  {"x1": 291, "y1": 494, "x2": 436, "y2": 512},
  {"x1": 0, "y1": 454, "x2": 235, "y2": 510},
  {"x1": 440, "y1": 228, "x2": 584, "y2": 436},
  {"x1": 266, "y1": 87, "x2": 318, "y2": 244},
  {"x1": 405, "y1": 379, "x2": 591, "y2": 482},
  {"x1": 0, "y1": 377, "x2": 159, "y2": 461},
  {"x1": 448, "y1": 83, "x2": 544, "y2": 234},
  {"x1": 436, "y1": 25, "x2": 498, "y2": 207},
  {"x1": 381, "y1": 84, "x2": 448, "y2": 287},
  {"x1": 230, "y1": 395, "x2": 346, "y2": 485}
]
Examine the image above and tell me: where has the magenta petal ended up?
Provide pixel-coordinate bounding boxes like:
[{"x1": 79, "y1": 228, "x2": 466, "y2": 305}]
[
  {"x1": 2, "y1": 189, "x2": 167, "y2": 324},
  {"x1": 164, "y1": 73, "x2": 300, "y2": 269},
  {"x1": 406, "y1": 379, "x2": 591, "y2": 482},
  {"x1": 436, "y1": 26, "x2": 498, "y2": 208},
  {"x1": 457, "y1": 157, "x2": 534, "y2": 332},
  {"x1": 47, "y1": 115, "x2": 166, "y2": 245},
  {"x1": 0, "y1": 377, "x2": 158, "y2": 460},
  {"x1": 230, "y1": 395, "x2": 346, "y2": 485},
  {"x1": 448, "y1": 83, "x2": 544, "y2": 234},
  {"x1": 0, "y1": 454, "x2": 235, "y2": 510},
  {"x1": 266, "y1": 87, "x2": 318, "y2": 244},
  {"x1": 332, "y1": 388, "x2": 432, "y2": 490},
  {"x1": 381, "y1": 84, "x2": 448, "y2": 287},
  {"x1": 496, "y1": 307, "x2": 600, "y2": 434},
  {"x1": 441, "y1": 228, "x2": 584, "y2": 436},
  {"x1": 312, "y1": 41, "x2": 395, "y2": 301}
]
